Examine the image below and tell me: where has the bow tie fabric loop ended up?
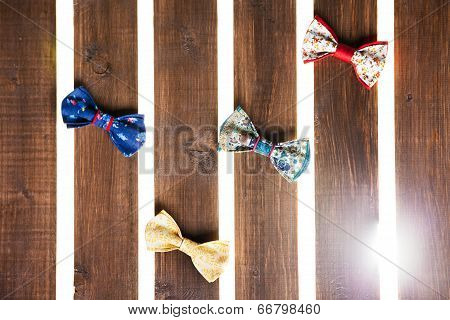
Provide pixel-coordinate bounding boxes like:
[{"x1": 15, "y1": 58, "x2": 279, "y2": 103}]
[
  {"x1": 253, "y1": 136, "x2": 275, "y2": 157},
  {"x1": 302, "y1": 15, "x2": 388, "y2": 89},
  {"x1": 91, "y1": 109, "x2": 114, "y2": 132},
  {"x1": 61, "y1": 86, "x2": 146, "y2": 157},
  {"x1": 178, "y1": 238, "x2": 199, "y2": 257},
  {"x1": 145, "y1": 210, "x2": 229, "y2": 283},
  {"x1": 218, "y1": 107, "x2": 310, "y2": 183},
  {"x1": 334, "y1": 43, "x2": 356, "y2": 63}
]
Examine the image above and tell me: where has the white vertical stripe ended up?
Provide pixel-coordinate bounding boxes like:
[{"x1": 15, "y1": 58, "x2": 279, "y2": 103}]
[
  {"x1": 138, "y1": 0, "x2": 155, "y2": 300},
  {"x1": 377, "y1": 0, "x2": 398, "y2": 300},
  {"x1": 296, "y1": 0, "x2": 316, "y2": 300},
  {"x1": 56, "y1": 0, "x2": 74, "y2": 300},
  {"x1": 217, "y1": 0, "x2": 235, "y2": 300}
]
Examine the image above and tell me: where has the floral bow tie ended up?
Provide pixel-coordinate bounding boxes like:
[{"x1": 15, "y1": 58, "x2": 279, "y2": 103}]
[
  {"x1": 218, "y1": 107, "x2": 310, "y2": 183},
  {"x1": 302, "y1": 16, "x2": 388, "y2": 89},
  {"x1": 61, "y1": 86, "x2": 146, "y2": 157},
  {"x1": 145, "y1": 210, "x2": 229, "y2": 283}
]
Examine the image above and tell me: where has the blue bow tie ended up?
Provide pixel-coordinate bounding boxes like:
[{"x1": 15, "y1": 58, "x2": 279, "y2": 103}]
[
  {"x1": 218, "y1": 107, "x2": 310, "y2": 183},
  {"x1": 61, "y1": 86, "x2": 146, "y2": 157}
]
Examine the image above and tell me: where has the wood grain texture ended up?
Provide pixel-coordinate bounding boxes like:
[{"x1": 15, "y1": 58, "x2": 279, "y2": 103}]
[
  {"x1": 154, "y1": 0, "x2": 218, "y2": 299},
  {"x1": 314, "y1": 1, "x2": 379, "y2": 299},
  {"x1": 395, "y1": 0, "x2": 449, "y2": 300},
  {"x1": 74, "y1": 0, "x2": 137, "y2": 299},
  {"x1": 0, "y1": 0, "x2": 56, "y2": 299},
  {"x1": 0, "y1": 0, "x2": 56, "y2": 300},
  {"x1": 234, "y1": 0, "x2": 298, "y2": 299}
]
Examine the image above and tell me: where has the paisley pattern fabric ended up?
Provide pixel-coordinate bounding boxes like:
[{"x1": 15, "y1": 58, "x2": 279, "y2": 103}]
[
  {"x1": 61, "y1": 86, "x2": 146, "y2": 157},
  {"x1": 146, "y1": 210, "x2": 229, "y2": 283},
  {"x1": 302, "y1": 16, "x2": 388, "y2": 89},
  {"x1": 219, "y1": 107, "x2": 310, "y2": 183}
]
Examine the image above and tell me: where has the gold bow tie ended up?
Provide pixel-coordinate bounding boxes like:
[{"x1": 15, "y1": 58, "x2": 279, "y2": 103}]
[{"x1": 145, "y1": 210, "x2": 229, "y2": 283}]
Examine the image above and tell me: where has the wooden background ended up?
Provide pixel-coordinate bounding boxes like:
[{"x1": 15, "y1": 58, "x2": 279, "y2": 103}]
[
  {"x1": 0, "y1": 0, "x2": 448, "y2": 300},
  {"x1": 234, "y1": 0, "x2": 299, "y2": 299},
  {"x1": 314, "y1": 0, "x2": 380, "y2": 300},
  {"x1": 154, "y1": 0, "x2": 219, "y2": 300},
  {"x1": 73, "y1": 0, "x2": 138, "y2": 300}
]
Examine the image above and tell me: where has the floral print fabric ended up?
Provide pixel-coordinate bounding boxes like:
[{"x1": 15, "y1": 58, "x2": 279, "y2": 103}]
[
  {"x1": 270, "y1": 139, "x2": 310, "y2": 183},
  {"x1": 61, "y1": 86, "x2": 146, "y2": 157},
  {"x1": 351, "y1": 44, "x2": 388, "y2": 88},
  {"x1": 219, "y1": 107, "x2": 310, "y2": 183},
  {"x1": 302, "y1": 16, "x2": 388, "y2": 88},
  {"x1": 302, "y1": 18, "x2": 338, "y2": 61}
]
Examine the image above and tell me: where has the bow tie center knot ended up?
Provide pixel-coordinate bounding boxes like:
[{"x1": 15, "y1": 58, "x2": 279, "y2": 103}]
[
  {"x1": 334, "y1": 43, "x2": 356, "y2": 64},
  {"x1": 252, "y1": 137, "x2": 275, "y2": 157},
  {"x1": 179, "y1": 238, "x2": 198, "y2": 257},
  {"x1": 91, "y1": 110, "x2": 114, "y2": 132}
]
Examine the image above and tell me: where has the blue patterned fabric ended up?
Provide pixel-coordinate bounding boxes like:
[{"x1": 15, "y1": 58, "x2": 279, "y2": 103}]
[
  {"x1": 254, "y1": 137, "x2": 273, "y2": 156},
  {"x1": 61, "y1": 86, "x2": 146, "y2": 157},
  {"x1": 218, "y1": 106, "x2": 310, "y2": 183}
]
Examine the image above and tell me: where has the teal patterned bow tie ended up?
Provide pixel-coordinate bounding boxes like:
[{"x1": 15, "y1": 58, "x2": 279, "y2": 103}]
[{"x1": 218, "y1": 107, "x2": 310, "y2": 183}]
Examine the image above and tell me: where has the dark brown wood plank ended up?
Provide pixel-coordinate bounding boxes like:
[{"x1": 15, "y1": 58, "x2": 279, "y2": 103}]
[
  {"x1": 234, "y1": 0, "x2": 298, "y2": 299},
  {"x1": 154, "y1": 0, "x2": 218, "y2": 300},
  {"x1": 74, "y1": 0, "x2": 137, "y2": 299},
  {"x1": 314, "y1": 1, "x2": 379, "y2": 299},
  {"x1": 395, "y1": 0, "x2": 449, "y2": 300},
  {"x1": 0, "y1": 0, "x2": 56, "y2": 299}
]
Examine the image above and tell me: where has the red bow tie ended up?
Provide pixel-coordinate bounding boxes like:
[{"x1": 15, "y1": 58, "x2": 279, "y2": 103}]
[{"x1": 302, "y1": 16, "x2": 388, "y2": 89}]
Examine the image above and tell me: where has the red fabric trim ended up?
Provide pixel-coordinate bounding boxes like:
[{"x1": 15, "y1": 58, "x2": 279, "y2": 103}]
[
  {"x1": 358, "y1": 40, "x2": 388, "y2": 50},
  {"x1": 303, "y1": 16, "x2": 338, "y2": 64},
  {"x1": 91, "y1": 110, "x2": 101, "y2": 125},
  {"x1": 251, "y1": 136, "x2": 260, "y2": 152},
  {"x1": 313, "y1": 15, "x2": 339, "y2": 41},
  {"x1": 354, "y1": 41, "x2": 388, "y2": 90},
  {"x1": 105, "y1": 117, "x2": 114, "y2": 132},
  {"x1": 268, "y1": 144, "x2": 276, "y2": 158},
  {"x1": 352, "y1": 63, "x2": 372, "y2": 90}
]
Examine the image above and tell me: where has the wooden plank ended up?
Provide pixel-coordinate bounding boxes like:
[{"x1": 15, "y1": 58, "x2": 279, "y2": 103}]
[
  {"x1": 395, "y1": 0, "x2": 449, "y2": 299},
  {"x1": 0, "y1": 0, "x2": 56, "y2": 299},
  {"x1": 74, "y1": 0, "x2": 137, "y2": 299},
  {"x1": 234, "y1": 0, "x2": 298, "y2": 299},
  {"x1": 314, "y1": 1, "x2": 380, "y2": 299},
  {"x1": 154, "y1": 0, "x2": 219, "y2": 299}
]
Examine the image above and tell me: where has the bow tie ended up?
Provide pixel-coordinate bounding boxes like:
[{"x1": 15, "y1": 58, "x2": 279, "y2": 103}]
[
  {"x1": 218, "y1": 107, "x2": 310, "y2": 183},
  {"x1": 61, "y1": 86, "x2": 146, "y2": 157},
  {"x1": 302, "y1": 16, "x2": 388, "y2": 89},
  {"x1": 145, "y1": 210, "x2": 229, "y2": 283}
]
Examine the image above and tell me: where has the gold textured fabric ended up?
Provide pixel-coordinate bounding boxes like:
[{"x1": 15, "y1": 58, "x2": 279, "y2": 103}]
[{"x1": 145, "y1": 210, "x2": 229, "y2": 283}]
